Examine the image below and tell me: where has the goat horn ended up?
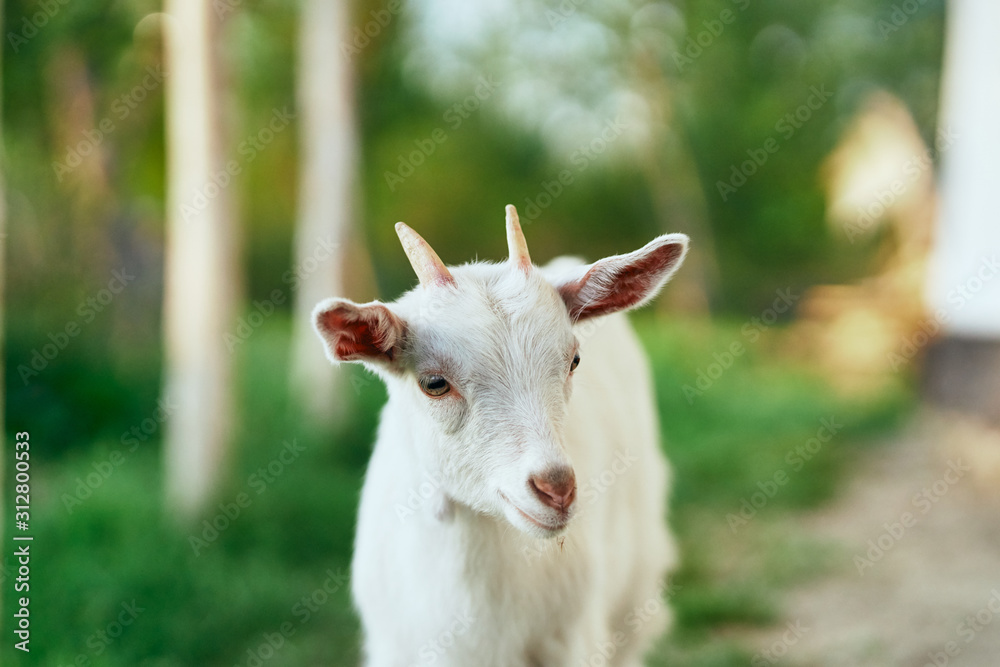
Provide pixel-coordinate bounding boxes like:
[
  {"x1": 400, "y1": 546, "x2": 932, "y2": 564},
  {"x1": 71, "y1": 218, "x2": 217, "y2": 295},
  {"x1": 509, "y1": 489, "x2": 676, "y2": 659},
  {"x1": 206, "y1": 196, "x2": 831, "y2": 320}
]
[
  {"x1": 395, "y1": 222, "x2": 455, "y2": 287},
  {"x1": 505, "y1": 205, "x2": 531, "y2": 272}
]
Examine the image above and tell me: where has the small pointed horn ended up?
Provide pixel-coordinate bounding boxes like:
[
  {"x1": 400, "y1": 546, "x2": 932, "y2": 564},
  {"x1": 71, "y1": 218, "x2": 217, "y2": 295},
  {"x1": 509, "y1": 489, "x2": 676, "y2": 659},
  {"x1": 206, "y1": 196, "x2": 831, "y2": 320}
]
[
  {"x1": 395, "y1": 222, "x2": 454, "y2": 287},
  {"x1": 505, "y1": 205, "x2": 531, "y2": 272}
]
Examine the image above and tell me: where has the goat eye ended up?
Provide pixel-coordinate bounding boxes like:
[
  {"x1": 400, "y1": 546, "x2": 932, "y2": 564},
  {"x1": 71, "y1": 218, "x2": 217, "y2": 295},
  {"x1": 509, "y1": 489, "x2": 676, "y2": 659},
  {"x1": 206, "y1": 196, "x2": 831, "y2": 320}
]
[
  {"x1": 570, "y1": 353, "x2": 581, "y2": 373},
  {"x1": 419, "y1": 375, "x2": 451, "y2": 397}
]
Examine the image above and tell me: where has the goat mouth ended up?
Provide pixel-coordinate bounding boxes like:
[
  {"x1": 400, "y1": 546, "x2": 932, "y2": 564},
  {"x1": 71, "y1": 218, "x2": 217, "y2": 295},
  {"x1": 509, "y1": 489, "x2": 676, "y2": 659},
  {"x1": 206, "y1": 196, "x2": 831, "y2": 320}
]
[{"x1": 498, "y1": 492, "x2": 569, "y2": 533}]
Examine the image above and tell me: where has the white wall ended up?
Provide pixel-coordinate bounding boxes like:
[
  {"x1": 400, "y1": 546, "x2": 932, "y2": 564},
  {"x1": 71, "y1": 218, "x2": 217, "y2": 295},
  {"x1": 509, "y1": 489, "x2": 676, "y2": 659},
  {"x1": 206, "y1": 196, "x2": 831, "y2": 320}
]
[{"x1": 926, "y1": 0, "x2": 1000, "y2": 337}]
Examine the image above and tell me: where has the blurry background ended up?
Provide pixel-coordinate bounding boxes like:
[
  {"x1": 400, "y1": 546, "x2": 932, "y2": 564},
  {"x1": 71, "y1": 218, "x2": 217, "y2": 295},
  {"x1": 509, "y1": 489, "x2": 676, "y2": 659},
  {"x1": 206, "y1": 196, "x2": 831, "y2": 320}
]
[{"x1": 4, "y1": 0, "x2": 1000, "y2": 664}]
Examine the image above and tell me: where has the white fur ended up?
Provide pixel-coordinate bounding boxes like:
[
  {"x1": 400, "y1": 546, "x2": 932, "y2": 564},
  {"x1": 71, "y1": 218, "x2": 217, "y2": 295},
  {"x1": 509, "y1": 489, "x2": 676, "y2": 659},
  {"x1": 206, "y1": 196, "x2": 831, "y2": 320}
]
[{"x1": 314, "y1": 236, "x2": 686, "y2": 666}]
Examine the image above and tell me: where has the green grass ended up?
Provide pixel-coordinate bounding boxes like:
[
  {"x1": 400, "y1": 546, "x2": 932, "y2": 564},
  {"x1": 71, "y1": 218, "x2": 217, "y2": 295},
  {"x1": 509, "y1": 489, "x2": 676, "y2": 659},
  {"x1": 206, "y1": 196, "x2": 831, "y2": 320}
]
[
  {"x1": 639, "y1": 317, "x2": 910, "y2": 665},
  {"x1": 3, "y1": 314, "x2": 912, "y2": 666}
]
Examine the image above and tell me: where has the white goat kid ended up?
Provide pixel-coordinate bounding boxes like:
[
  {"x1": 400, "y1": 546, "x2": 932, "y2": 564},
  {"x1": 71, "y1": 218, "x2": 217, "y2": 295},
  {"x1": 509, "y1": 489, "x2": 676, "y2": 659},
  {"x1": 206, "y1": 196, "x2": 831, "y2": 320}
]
[{"x1": 312, "y1": 206, "x2": 688, "y2": 667}]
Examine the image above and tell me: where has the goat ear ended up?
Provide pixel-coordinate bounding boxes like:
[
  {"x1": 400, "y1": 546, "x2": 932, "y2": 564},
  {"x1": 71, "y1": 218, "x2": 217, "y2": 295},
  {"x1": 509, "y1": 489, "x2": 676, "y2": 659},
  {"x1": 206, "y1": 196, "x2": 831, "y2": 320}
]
[
  {"x1": 553, "y1": 234, "x2": 689, "y2": 321},
  {"x1": 312, "y1": 298, "x2": 406, "y2": 369}
]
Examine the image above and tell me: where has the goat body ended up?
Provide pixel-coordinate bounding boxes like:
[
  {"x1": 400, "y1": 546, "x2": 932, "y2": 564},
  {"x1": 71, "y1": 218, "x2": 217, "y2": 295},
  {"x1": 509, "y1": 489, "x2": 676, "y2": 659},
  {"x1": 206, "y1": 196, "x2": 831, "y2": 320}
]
[{"x1": 313, "y1": 207, "x2": 687, "y2": 666}]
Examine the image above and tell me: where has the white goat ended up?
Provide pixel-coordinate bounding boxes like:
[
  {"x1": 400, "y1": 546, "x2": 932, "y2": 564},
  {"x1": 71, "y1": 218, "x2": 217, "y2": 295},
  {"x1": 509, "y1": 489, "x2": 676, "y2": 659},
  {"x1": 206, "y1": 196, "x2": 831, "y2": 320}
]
[{"x1": 313, "y1": 206, "x2": 688, "y2": 666}]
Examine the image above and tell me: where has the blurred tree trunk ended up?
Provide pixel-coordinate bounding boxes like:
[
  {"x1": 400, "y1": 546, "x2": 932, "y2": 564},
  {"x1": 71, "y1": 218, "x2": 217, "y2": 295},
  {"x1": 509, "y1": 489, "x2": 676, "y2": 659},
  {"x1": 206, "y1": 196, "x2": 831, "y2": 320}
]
[
  {"x1": 290, "y1": 0, "x2": 362, "y2": 425},
  {"x1": 640, "y1": 146, "x2": 717, "y2": 316},
  {"x1": 0, "y1": 0, "x2": 5, "y2": 624},
  {"x1": 634, "y1": 49, "x2": 716, "y2": 317},
  {"x1": 923, "y1": 0, "x2": 1000, "y2": 425},
  {"x1": 162, "y1": 1, "x2": 238, "y2": 518}
]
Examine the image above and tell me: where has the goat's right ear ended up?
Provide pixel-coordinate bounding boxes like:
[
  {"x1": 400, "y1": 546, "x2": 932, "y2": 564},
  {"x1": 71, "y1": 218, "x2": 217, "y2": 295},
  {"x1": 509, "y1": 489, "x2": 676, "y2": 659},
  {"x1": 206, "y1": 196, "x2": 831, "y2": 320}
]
[{"x1": 312, "y1": 298, "x2": 406, "y2": 370}]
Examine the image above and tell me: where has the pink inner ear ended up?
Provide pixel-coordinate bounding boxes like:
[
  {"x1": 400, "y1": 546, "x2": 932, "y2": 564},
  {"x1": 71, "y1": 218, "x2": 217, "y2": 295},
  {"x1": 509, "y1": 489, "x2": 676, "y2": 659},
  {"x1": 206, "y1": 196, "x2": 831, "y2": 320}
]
[
  {"x1": 563, "y1": 242, "x2": 684, "y2": 321},
  {"x1": 319, "y1": 306, "x2": 398, "y2": 362}
]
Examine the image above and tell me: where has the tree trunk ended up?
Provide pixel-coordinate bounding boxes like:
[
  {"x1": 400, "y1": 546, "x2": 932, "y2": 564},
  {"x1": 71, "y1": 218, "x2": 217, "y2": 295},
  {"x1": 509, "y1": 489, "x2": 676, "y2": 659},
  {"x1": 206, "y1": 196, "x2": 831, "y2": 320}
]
[
  {"x1": 633, "y1": 49, "x2": 716, "y2": 316},
  {"x1": 161, "y1": 1, "x2": 238, "y2": 518},
  {"x1": 0, "y1": 0, "x2": 6, "y2": 626},
  {"x1": 290, "y1": 0, "x2": 360, "y2": 424},
  {"x1": 923, "y1": 0, "x2": 1000, "y2": 425}
]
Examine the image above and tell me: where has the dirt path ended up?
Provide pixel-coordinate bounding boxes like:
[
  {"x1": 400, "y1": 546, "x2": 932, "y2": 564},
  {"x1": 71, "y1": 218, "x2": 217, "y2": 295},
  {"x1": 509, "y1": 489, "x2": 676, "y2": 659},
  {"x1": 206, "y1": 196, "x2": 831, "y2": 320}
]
[{"x1": 751, "y1": 413, "x2": 1000, "y2": 666}]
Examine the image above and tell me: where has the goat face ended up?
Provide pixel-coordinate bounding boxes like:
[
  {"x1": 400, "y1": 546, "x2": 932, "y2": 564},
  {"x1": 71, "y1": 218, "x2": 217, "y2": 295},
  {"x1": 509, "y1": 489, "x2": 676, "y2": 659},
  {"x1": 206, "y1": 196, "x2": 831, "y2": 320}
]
[
  {"x1": 394, "y1": 265, "x2": 583, "y2": 537},
  {"x1": 312, "y1": 206, "x2": 687, "y2": 539}
]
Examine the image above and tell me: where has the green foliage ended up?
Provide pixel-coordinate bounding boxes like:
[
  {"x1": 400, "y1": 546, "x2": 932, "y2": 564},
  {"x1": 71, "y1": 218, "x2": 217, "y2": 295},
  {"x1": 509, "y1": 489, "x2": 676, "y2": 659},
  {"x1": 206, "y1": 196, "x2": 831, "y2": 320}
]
[
  {"x1": 6, "y1": 322, "x2": 162, "y2": 460},
  {"x1": 3, "y1": 0, "x2": 944, "y2": 453},
  {"x1": 641, "y1": 320, "x2": 910, "y2": 512},
  {"x1": 670, "y1": 0, "x2": 946, "y2": 309},
  {"x1": 5, "y1": 319, "x2": 369, "y2": 667},
  {"x1": 4, "y1": 316, "x2": 911, "y2": 666},
  {"x1": 1, "y1": 0, "x2": 931, "y2": 663}
]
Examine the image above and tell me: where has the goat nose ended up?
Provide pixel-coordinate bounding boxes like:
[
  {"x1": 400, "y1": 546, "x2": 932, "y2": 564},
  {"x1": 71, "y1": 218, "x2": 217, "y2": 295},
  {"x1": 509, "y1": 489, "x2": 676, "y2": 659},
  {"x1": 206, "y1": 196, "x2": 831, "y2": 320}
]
[{"x1": 529, "y1": 467, "x2": 577, "y2": 511}]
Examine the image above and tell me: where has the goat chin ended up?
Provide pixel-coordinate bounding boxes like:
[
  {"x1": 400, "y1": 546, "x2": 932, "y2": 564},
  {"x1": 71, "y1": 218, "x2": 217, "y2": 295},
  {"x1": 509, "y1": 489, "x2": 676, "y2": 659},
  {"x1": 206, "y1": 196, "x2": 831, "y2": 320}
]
[{"x1": 351, "y1": 311, "x2": 678, "y2": 667}]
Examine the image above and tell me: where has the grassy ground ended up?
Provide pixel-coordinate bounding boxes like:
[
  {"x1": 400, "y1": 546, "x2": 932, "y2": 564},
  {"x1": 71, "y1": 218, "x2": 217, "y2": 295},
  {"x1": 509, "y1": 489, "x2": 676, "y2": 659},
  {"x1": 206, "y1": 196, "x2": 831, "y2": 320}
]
[{"x1": 3, "y1": 315, "x2": 911, "y2": 666}]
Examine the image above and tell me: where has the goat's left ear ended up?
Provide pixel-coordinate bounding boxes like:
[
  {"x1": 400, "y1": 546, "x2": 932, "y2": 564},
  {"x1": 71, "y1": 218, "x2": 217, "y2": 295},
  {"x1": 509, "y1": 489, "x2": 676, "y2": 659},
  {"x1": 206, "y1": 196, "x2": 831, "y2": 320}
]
[
  {"x1": 312, "y1": 298, "x2": 407, "y2": 370},
  {"x1": 552, "y1": 234, "x2": 689, "y2": 321}
]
